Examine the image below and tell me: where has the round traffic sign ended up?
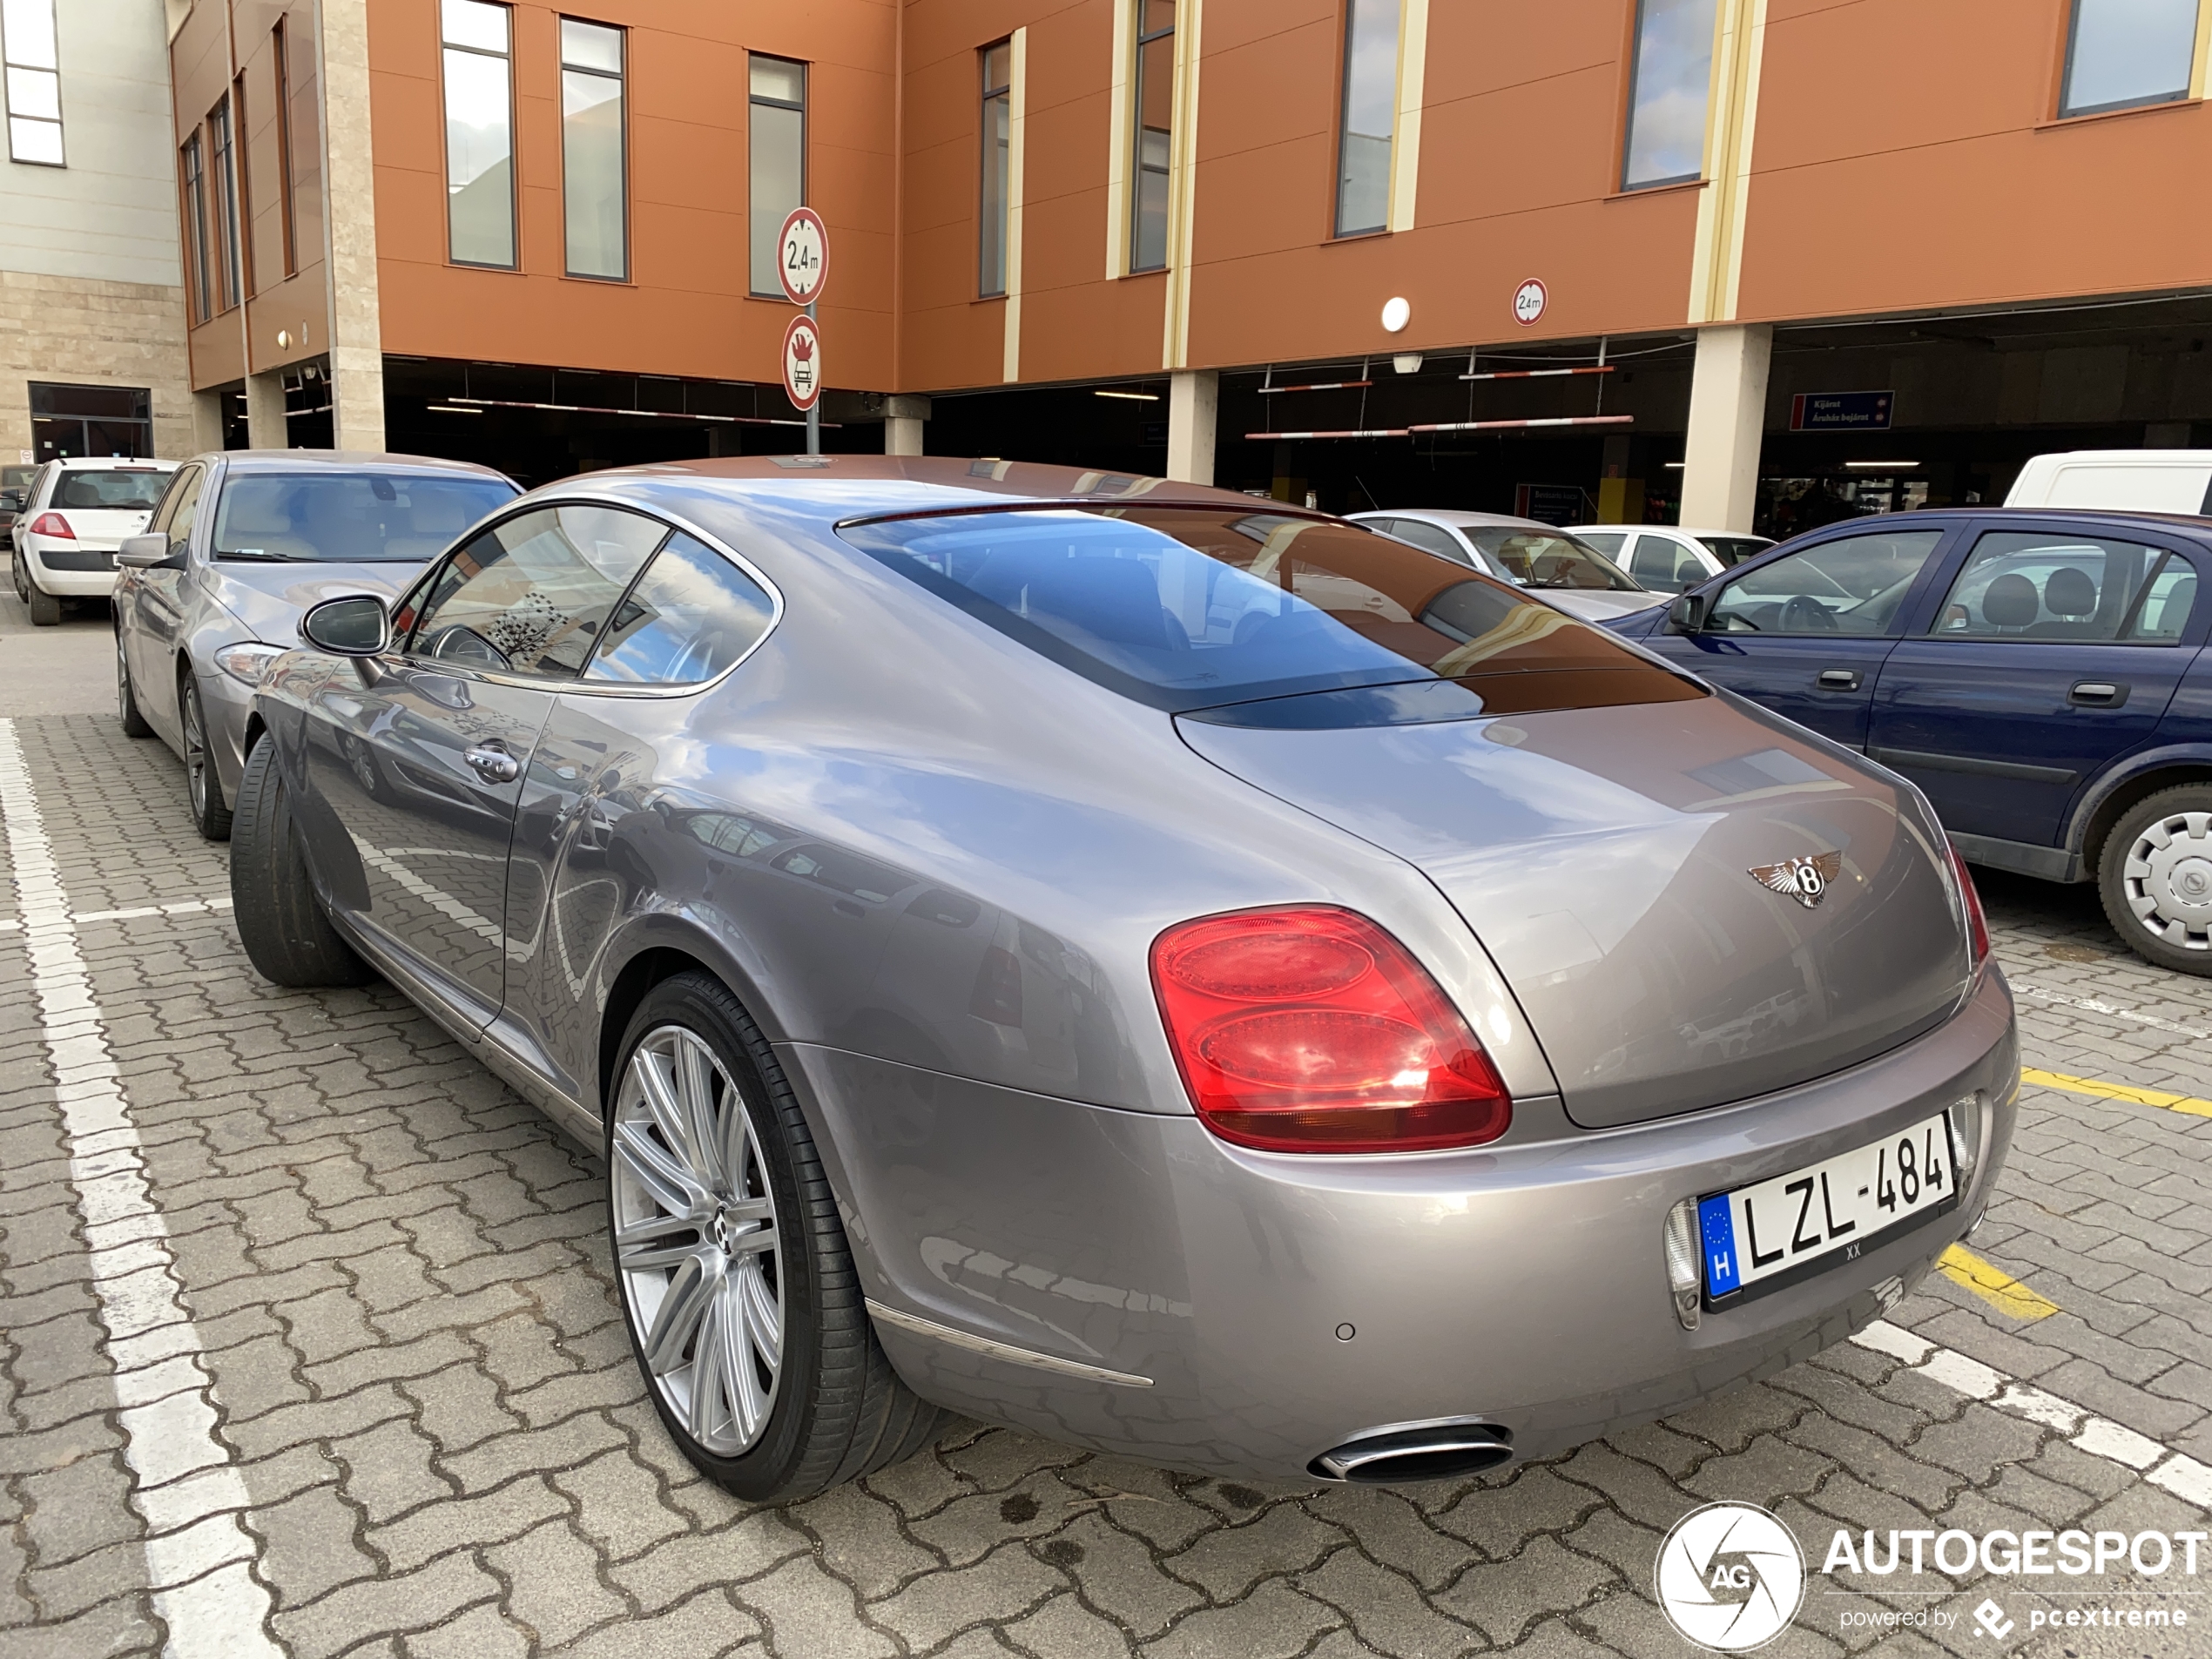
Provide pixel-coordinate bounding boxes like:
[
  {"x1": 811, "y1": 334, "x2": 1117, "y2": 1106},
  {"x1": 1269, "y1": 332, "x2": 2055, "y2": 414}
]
[
  {"x1": 778, "y1": 206, "x2": 829, "y2": 306},
  {"x1": 1512, "y1": 278, "x2": 1547, "y2": 327},
  {"x1": 782, "y1": 312, "x2": 823, "y2": 412}
]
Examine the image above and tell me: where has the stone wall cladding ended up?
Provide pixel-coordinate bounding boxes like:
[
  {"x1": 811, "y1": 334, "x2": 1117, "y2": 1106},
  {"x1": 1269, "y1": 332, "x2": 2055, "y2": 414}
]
[{"x1": 0, "y1": 272, "x2": 194, "y2": 462}]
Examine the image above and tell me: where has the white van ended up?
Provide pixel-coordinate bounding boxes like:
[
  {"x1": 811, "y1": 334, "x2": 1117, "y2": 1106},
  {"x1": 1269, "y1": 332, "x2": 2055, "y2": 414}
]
[{"x1": 2004, "y1": 449, "x2": 2212, "y2": 515}]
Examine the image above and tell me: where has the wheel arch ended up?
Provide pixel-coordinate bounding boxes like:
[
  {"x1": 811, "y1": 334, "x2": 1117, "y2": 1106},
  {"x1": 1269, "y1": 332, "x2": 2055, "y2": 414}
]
[
  {"x1": 2072, "y1": 751, "x2": 2212, "y2": 874},
  {"x1": 592, "y1": 913, "x2": 794, "y2": 1127}
]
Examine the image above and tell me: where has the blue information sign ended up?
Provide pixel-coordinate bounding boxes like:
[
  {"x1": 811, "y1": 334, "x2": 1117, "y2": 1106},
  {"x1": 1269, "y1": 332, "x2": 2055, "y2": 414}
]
[{"x1": 1790, "y1": 390, "x2": 1893, "y2": 431}]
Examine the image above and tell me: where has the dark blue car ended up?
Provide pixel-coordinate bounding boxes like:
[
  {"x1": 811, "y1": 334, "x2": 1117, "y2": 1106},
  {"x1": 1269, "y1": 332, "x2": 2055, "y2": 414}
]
[{"x1": 1612, "y1": 507, "x2": 2212, "y2": 974}]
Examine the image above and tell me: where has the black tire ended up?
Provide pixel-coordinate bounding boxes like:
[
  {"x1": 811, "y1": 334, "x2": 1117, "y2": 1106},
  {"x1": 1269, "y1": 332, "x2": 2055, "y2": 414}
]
[
  {"x1": 230, "y1": 739, "x2": 374, "y2": 988},
  {"x1": 180, "y1": 674, "x2": 234, "y2": 840},
  {"x1": 11, "y1": 550, "x2": 26, "y2": 602},
  {"x1": 117, "y1": 632, "x2": 152, "y2": 738},
  {"x1": 26, "y1": 582, "x2": 59, "y2": 626},
  {"x1": 606, "y1": 972, "x2": 941, "y2": 1502},
  {"x1": 2100, "y1": 786, "x2": 2212, "y2": 976}
]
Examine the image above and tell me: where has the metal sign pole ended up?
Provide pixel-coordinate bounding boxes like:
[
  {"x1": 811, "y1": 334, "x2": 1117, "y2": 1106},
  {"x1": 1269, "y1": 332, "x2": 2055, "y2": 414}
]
[{"x1": 806, "y1": 298, "x2": 819, "y2": 455}]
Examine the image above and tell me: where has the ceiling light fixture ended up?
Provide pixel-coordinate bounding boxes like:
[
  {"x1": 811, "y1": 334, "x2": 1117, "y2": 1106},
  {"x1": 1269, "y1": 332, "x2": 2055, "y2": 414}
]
[
  {"x1": 1095, "y1": 389, "x2": 1160, "y2": 401},
  {"x1": 424, "y1": 404, "x2": 483, "y2": 415},
  {"x1": 1844, "y1": 460, "x2": 1918, "y2": 469}
]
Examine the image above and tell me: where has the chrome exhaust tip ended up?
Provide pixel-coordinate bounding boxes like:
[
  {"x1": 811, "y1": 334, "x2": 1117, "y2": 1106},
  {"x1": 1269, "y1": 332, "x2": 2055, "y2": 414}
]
[{"x1": 1307, "y1": 1420, "x2": 1513, "y2": 1484}]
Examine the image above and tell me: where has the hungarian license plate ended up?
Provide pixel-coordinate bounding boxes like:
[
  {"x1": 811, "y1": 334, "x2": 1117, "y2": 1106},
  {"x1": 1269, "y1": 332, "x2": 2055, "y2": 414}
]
[{"x1": 1699, "y1": 1109, "x2": 1958, "y2": 1305}]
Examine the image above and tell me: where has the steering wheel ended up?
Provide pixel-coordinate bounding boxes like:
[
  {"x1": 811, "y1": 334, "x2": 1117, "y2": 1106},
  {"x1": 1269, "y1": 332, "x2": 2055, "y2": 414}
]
[{"x1": 1780, "y1": 594, "x2": 1838, "y2": 633}]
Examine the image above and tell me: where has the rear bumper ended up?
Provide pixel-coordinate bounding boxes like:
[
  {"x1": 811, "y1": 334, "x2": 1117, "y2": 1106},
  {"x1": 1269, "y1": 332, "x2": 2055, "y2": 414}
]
[
  {"x1": 20, "y1": 542, "x2": 118, "y2": 597},
  {"x1": 786, "y1": 965, "x2": 2017, "y2": 1481}
]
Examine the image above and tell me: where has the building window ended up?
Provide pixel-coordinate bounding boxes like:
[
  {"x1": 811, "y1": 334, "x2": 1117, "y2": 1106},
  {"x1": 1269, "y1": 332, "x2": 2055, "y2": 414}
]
[
  {"x1": 2061, "y1": 0, "x2": 2198, "y2": 117},
  {"x1": 208, "y1": 98, "x2": 243, "y2": 311},
  {"x1": 180, "y1": 134, "x2": 211, "y2": 322},
  {"x1": 1131, "y1": 0, "x2": 1174, "y2": 272},
  {"x1": 442, "y1": 0, "x2": 516, "y2": 268},
  {"x1": 30, "y1": 382, "x2": 153, "y2": 462},
  {"x1": 748, "y1": 56, "x2": 806, "y2": 296},
  {"x1": 273, "y1": 19, "x2": 298, "y2": 277},
  {"x1": 1336, "y1": 0, "x2": 1399, "y2": 236},
  {"x1": 1622, "y1": 0, "x2": 1716, "y2": 191},
  {"x1": 561, "y1": 18, "x2": 626, "y2": 280},
  {"x1": 3, "y1": 0, "x2": 63, "y2": 165},
  {"x1": 980, "y1": 41, "x2": 1012, "y2": 296}
]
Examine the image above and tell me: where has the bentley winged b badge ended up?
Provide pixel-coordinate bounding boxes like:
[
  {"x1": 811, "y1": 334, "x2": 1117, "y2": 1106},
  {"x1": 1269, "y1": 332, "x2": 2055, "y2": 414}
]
[{"x1": 1749, "y1": 851, "x2": 1844, "y2": 908}]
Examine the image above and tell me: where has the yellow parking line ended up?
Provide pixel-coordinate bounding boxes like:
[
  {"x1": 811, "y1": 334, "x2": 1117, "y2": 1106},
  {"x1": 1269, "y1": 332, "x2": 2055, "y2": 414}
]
[
  {"x1": 2021, "y1": 1067, "x2": 2212, "y2": 1119},
  {"x1": 1938, "y1": 1244, "x2": 2059, "y2": 1323}
]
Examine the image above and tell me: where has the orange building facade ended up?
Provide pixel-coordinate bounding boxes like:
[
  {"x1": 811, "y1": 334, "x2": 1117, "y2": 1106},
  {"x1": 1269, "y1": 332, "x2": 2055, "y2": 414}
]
[{"x1": 162, "y1": 0, "x2": 2212, "y2": 531}]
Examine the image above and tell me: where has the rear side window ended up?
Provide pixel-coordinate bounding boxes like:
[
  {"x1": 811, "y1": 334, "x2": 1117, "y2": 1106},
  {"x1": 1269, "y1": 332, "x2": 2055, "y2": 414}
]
[
  {"x1": 52, "y1": 469, "x2": 169, "y2": 509},
  {"x1": 1932, "y1": 530, "x2": 2190, "y2": 644},
  {"x1": 1628, "y1": 533, "x2": 1704, "y2": 594},
  {"x1": 585, "y1": 532, "x2": 777, "y2": 685},
  {"x1": 839, "y1": 506, "x2": 1702, "y2": 718}
]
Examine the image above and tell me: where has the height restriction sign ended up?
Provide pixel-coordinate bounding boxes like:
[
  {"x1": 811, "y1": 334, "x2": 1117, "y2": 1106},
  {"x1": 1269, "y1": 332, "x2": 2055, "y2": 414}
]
[
  {"x1": 778, "y1": 206, "x2": 828, "y2": 307},
  {"x1": 782, "y1": 313, "x2": 823, "y2": 412}
]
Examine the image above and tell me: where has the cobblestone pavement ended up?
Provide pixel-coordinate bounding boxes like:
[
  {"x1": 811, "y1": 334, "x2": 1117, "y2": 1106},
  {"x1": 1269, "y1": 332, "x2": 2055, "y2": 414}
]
[{"x1": 6, "y1": 681, "x2": 2212, "y2": 1656}]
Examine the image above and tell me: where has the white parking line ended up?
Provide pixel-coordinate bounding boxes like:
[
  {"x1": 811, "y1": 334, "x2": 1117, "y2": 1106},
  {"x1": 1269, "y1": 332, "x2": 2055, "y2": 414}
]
[
  {"x1": 0, "y1": 896, "x2": 233, "y2": 933},
  {"x1": 0, "y1": 721, "x2": 279, "y2": 1659},
  {"x1": 2013, "y1": 979, "x2": 2212, "y2": 1042},
  {"x1": 1853, "y1": 1320, "x2": 2212, "y2": 1510}
]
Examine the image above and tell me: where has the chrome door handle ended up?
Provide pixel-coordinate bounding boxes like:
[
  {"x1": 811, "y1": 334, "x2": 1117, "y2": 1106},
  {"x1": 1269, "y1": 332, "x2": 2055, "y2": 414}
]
[
  {"x1": 1817, "y1": 668, "x2": 1862, "y2": 691},
  {"x1": 2068, "y1": 680, "x2": 2127, "y2": 708},
  {"x1": 463, "y1": 745, "x2": 520, "y2": 783}
]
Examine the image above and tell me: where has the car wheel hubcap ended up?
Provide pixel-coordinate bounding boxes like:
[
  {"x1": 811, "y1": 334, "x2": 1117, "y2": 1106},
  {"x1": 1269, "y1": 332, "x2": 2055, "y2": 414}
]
[
  {"x1": 611, "y1": 1024, "x2": 783, "y2": 1457},
  {"x1": 2123, "y1": 812, "x2": 2212, "y2": 951}
]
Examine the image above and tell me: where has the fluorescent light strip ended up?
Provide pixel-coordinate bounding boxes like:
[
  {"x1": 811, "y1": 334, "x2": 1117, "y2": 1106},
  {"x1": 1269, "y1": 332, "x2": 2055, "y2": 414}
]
[{"x1": 1095, "y1": 389, "x2": 1160, "y2": 401}]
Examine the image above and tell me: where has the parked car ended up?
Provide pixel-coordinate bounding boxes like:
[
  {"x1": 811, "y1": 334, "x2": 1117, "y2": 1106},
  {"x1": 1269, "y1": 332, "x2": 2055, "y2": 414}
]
[
  {"x1": 1343, "y1": 509, "x2": 1664, "y2": 624},
  {"x1": 1568, "y1": 523, "x2": 1775, "y2": 593},
  {"x1": 0, "y1": 462, "x2": 35, "y2": 552},
  {"x1": 11, "y1": 456, "x2": 178, "y2": 624},
  {"x1": 1615, "y1": 506, "x2": 2212, "y2": 972},
  {"x1": 233, "y1": 456, "x2": 2013, "y2": 1501},
  {"x1": 2005, "y1": 449, "x2": 2212, "y2": 514},
  {"x1": 113, "y1": 450, "x2": 517, "y2": 839}
]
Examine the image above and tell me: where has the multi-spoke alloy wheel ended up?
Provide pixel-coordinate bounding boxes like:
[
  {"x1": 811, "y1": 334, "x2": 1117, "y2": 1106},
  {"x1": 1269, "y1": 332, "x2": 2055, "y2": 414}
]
[
  {"x1": 612, "y1": 1024, "x2": 785, "y2": 1457},
  {"x1": 2101, "y1": 786, "x2": 2212, "y2": 976},
  {"x1": 604, "y1": 974, "x2": 941, "y2": 1501}
]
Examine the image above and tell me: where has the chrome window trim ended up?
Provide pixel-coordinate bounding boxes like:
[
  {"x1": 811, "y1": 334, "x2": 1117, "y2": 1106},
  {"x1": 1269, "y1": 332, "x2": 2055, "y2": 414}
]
[{"x1": 389, "y1": 490, "x2": 787, "y2": 701}]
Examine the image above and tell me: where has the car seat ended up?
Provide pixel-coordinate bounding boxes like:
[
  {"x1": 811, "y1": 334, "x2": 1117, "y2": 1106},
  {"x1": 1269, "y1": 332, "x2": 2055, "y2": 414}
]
[
  {"x1": 1979, "y1": 572, "x2": 2040, "y2": 632},
  {"x1": 2028, "y1": 566, "x2": 2100, "y2": 637},
  {"x1": 218, "y1": 489, "x2": 318, "y2": 559}
]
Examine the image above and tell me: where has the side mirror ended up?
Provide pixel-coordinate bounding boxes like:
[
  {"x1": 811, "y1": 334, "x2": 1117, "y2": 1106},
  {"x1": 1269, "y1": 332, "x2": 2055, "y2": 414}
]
[
  {"x1": 1666, "y1": 590, "x2": 1711, "y2": 635},
  {"x1": 300, "y1": 594, "x2": 391, "y2": 657},
  {"x1": 115, "y1": 534, "x2": 171, "y2": 569}
]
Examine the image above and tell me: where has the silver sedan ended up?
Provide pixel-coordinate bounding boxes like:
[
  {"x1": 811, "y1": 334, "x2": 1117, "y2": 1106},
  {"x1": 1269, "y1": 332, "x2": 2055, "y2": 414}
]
[{"x1": 233, "y1": 457, "x2": 2017, "y2": 1501}]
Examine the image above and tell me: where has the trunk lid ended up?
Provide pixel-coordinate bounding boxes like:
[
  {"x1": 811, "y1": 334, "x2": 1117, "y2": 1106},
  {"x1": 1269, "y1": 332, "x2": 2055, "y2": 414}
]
[
  {"x1": 53, "y1": 508, "x2": 155, "y2": 550},
  {"x1": 1177, "y1": 693, "x2": 1972, "y2": 1128}
]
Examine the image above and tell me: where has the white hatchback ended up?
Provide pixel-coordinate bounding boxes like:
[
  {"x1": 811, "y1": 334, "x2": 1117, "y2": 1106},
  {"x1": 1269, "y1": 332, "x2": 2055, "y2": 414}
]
[
  {"x1": 12, "y1": 456, "x2": 178, "y2": 624},
  {"x1": 1568, "y1": 524, "x2": 1775, "y2": 594}
]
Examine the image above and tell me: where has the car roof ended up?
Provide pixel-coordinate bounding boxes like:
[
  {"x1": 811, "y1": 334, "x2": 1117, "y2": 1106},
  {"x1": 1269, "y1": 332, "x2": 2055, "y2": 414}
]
[
  {"x1": 532, "y1": 454, "x2": 1289, "y2": 523},
  {"x1": 1780, "y1": 504, "x2": 2212, "y2": 544},
  {"x1": 194, "y1": 449, "x2": 516, "y2": 480},
  {"x1": 1347, "y1": 509, "x2": 1568, "y2": 533},
  {"x1": 47, "y1": 456, "x2": 176, "y2": 469}
]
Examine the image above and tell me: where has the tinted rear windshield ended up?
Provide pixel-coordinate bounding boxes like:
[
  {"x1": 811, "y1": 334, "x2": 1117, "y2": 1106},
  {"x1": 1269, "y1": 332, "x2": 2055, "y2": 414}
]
[
  {"x1": 838, "y1": 506, "x2": 1703, "y2": 718},
  {"x1": 213, "y1": 472, "x2": 516, "y2": 563},
  {"x1": 53, "y1": 469, "x2": 169, "y2": 510}
]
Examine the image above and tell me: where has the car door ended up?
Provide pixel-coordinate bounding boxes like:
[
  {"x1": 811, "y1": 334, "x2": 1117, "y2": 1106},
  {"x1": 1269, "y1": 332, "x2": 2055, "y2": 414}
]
[
  {"x1": 1646, "y1": 523, "x2": 1956, "y2": 750},
  {"x1": 297, "y1": 501, "x2": 669, "y2": 1030},
  {"x1": 130, "y1": 462, "x2": 208, "y2": 741},
  {"x1": 1867, "y1": 521, "x2": 2203, "y2": 846}
]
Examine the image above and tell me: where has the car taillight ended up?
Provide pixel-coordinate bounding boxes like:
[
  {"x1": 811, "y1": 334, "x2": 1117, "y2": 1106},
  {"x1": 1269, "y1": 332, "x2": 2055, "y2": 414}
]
[
  {"x1": 26, "y1": 512, "x2": 72, "y2": 540},
  {"x1": 1150, "y1": 906, "x2": 1511, "y2": 1154},
  {"x1": 1947, "y1": 840, "x2": 1989, "y2": 966}
]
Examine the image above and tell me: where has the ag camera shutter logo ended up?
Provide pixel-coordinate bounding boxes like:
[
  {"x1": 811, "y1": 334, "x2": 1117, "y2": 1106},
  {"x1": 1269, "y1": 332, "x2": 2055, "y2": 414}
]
[{"x1": 1655, "y1": 1502, "x2": 1806, "y2": 1651}]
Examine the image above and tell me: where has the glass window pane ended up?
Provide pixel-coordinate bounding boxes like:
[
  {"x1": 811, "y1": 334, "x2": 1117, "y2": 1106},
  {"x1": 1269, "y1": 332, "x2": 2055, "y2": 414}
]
[
  {"x1": 10, "y1": 112, "x2": 58, "y2": 164},
  {"x1": 1932, "y1": 530, "x2": 2172, "y2": 642},
  {"x1": 982, "y1": 42, "x2": 1010, "y2": 92},
  {"x1": 7, "y1": 64, "x2": 57, "y2": 119},
  {"x1": 750, "y1": 56, "x2": 804, "y2": 105},
  {"x1": 1132, "y1": 24, "x2": 1174, "y2": 272},
  {"x1": 563, "y1": 66, "x2": 625, "y2": 278},
  {"x1": 1622, "y1": 0, "x2": 1716, "y2": 190},
  {"x1": 2131, "y1": 561, "x2": 2199, "y2": 640},
  {"x1": 2063, "y1": 0, "x2": 2196, "y2": 115},
  {"x1": 749, "y1": 99, "x2": 803, "y2": 293},
  {"x1": 52, "y1": 469, "x2": 169, "y2": 509},
  {"x1": 212, "y1": 473, "x2": 518, "y2": 563},
  {"x1": 410, "y1": 505, "x2": 666, "y2": 677},
  {"x1": 441, "y1": 0, "x2": 508, "y2": 52},
  {"x1": 560, "y1": 17, "x2": 622, "y2": 72},
  {"x1": 2, "y1": 0, "x2": 57, "y2": 69},
  {"x1": 1336, "y1": 0, "x2": 1397, "y2": 235},
  {"x1": 445, "y1": 46, "x2": 515, "y2": 266},
  {"x1": 588, "y1": 532, "x2": 776, "y2": 684},
  {"x1": 1140, "y1": 0, "x2": 1177, "y2": 34},
  {"x1": 1464, "y1": 529, "x2": 1640, "y2": 591},
  {"x1": 1710, "y1": 529, "x2": 1944, "y2": 636},
  {"x1": 980, "y1": 87, "x2": 1009, "y2": 295}
]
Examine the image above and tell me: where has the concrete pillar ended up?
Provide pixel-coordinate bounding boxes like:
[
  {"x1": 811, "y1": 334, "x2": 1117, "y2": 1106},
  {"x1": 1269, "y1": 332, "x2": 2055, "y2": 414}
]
[
  {"x1": 190, "y1": 389, "x2": 226, "y2": 455},
  {"x1": 321, "y1": 0, "x2": 387, "y2": 452},
  {"x1": 245, "y1": 372, "x2": 288, "y2": 449},
  {"x1": 1679, "y1": 323, "x2": 1771, "y2": 532},
  {"x1": 882, "y1": 395, "x2": 930, "y2": 457},
  {"x1": 1166, "y1": 369, "x2": 1217, "y2": 486}
]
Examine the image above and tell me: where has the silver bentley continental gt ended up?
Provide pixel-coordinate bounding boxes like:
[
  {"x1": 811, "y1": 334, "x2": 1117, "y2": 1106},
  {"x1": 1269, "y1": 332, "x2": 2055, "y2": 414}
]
[{"x1": 234, "y1": 456, "x2": 2018, "y2": 1501}]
